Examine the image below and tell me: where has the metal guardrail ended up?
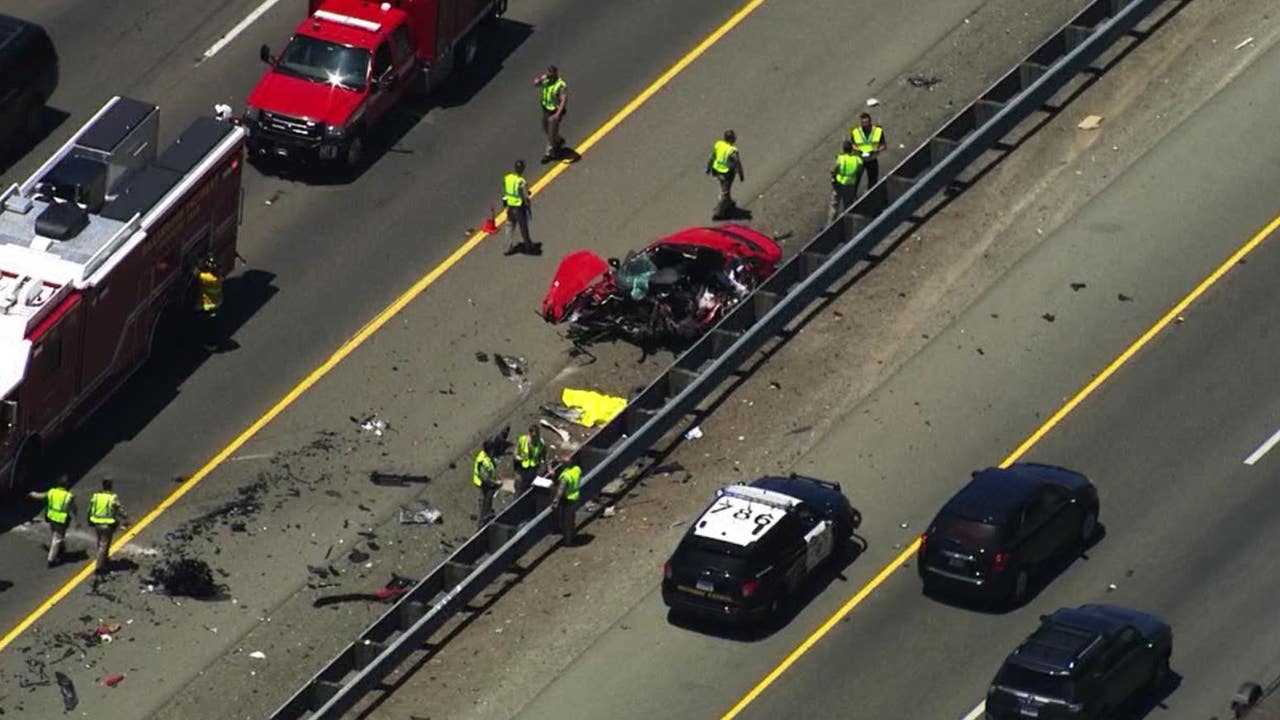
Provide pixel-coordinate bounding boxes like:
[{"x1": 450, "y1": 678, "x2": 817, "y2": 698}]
[{"x1": 270, "y1": 1, "x2": 1166, "y2": 716}]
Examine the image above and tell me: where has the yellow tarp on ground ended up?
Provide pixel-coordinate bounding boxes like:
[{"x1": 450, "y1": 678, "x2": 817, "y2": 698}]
[{"x1": 561, "y1": 388, "x2": 627, "y2": 428}]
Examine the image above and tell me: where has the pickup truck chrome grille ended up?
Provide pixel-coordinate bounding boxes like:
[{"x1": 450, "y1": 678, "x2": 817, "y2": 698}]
[{"x1": 261, "y1": 111, "x2": 321, "y2": 139}]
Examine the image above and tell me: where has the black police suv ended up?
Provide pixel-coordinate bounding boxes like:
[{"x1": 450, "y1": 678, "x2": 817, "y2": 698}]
[
  {"x1": 918, "y1": 463, "x2": 1099, "y2": 606},
  {"x1": 662, "y1": 474, "x2": 856, "y2": 624},
  {"x1": 986, "y1": 604, "x2": 1173, "y2": 719},
  {"x1": 0, "y1": 14, "x2": 58, "y2": 158}
]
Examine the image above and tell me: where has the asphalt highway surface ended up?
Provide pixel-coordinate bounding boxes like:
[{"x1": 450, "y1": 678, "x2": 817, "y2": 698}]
[
  {"x1": 0, "y1": 0, "x2": 752, "y2": 629},
  {"x1": 514, "y1": 16, "x2": 1280, "y2": 720},
  {"x1": 0, "y1": 0, "x2": 1107, "y2": 717}
]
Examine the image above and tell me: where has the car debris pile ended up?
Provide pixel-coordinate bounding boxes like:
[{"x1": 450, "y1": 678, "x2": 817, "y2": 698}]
[
  {"x1": 148, "y1": 556, "x2": 220, "y2": 599},
  {"x1": 541, "y1": 225, "x2": 782, "y2": 349}
]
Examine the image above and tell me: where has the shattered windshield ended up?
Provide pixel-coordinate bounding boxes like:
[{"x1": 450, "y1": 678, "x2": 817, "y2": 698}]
[
  {"x1": 616, "y1": 251, "x2": 658, "y2": 300},
  {"x1": 277, "y1": 35, "x2": 370, "y2": 91}
]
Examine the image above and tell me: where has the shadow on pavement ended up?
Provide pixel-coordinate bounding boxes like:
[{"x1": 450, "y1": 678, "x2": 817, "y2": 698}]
[{"x1": 0, "y1": 105, "x2": 72, "y2": 178}]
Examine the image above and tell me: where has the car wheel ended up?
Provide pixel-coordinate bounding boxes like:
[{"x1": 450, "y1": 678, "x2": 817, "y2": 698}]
[
  {"x1": 344, "y1": 135, "x2": 365, "y2": 169},
  {"x1": 1079, "y1": 509, "x2": 1098, "y2": 548},
  {"x1": 1009, "y1": 567, "x2": 1031, "y2": 605},
  {"x1": 1150, "y1": 653, "x2": 1171, "y2": 692}
]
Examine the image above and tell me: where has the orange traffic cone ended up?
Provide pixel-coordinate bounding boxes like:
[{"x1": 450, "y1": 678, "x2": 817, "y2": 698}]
[{"x1": 480, "y1": 205, "x2": 498, "y2": 235}]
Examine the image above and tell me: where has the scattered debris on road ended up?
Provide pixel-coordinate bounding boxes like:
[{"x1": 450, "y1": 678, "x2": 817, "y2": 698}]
[
  {"x1": 1070, "y1": 282, "x2": 1087, "y2": 291},
  {"x1": 150, "y1": 557, "x2": 220, "y2": 599},
  {"x1": 1042, "y1": 313, "x2": 1056, "y2": 322},
  {"x1": 1077, "y1": 114, "x2": 1104, "y2": 130},
  {"x1": 55, "y1": 671, "x2": 77, "y2": 711},
  {"x1": 399, "y1": 504, "x2": 443, "y2": 525},
  {"x1": 538, "y1": 418, "x2": 572, "y2": 445},
  {"x1": 907, "y1": 74, "x2": 940, "y2": 88},
  {"x1": 542, "y1": 402, "x2": 584, "y2": 425},
  {"x1": 248, "y1": 651, "x2": 267, "y2": 660},
  {"x1": 866, "y1": 97, "x2": 880, "y2": 107},
  {"x1": 1234, "y1": 36, "x2": 1255, "y2": 50},
  {"x1": 101, "y1": 674, "x2": 125, "y2": 688},
  {"x1": 313, "y1": 575, "x2": 414, "y2": 607},
  {"x1": 1118, "y1": 293, "x2": 1133, "y2": 302},
  {"x1": 683, "y1": 426, "x2": 704, "y2": 441},
  {"x1": 353, "y1": 415, "x2": 390, "y2": 437},
  {"x1": 474, "y1": 351, "x2": 489, "y2": 363},
  {"x1": 494, "y1": 353, "x2": 528, "y2": 390},
  {"x1": 369, "y1": 471, "x2": 430, "y2": 487}
]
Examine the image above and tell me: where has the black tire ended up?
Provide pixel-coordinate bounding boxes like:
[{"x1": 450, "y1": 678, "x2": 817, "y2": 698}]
[
  {"x1": 455, "y1": 30, "x2": 481, "y2": 68},
  {"x1": 1150, "y1": 653, "x2": 1171, "y2": 692},
  {"x1": 1079, "y1": 507, "x2": 1099, "y2": 549},
  {"x1": 1009, "y1": 567, "x2": 1031, "y2": 605},
  {"x1": 343, "y1": 134, "x2": 366, "y2": 170}
]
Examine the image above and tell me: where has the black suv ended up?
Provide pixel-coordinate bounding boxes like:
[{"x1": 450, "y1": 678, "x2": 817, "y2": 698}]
[
  {"x1": 987, "y1": 604, "x2": 1173, "y2": 719},
  {"x1": 0, "y1": 14, "x2": 58, "y2": 158},
  {"x1": 662, "y1": 474, "x2": 857, "y2": 625},
  {"x1": 919, "y1": 463, "x2": 1099, "y2": 606}
]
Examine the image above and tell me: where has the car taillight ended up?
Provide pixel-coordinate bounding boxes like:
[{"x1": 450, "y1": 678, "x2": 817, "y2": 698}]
[
  {"x1": 918, "y1": 532, "x2": 929, "y2": 555},
  {"x1": 990, "y1": 551, "x2": 1011, "y2": 574},
  {"x1": 663, "y1": 562, "x2": 672, "y2": 580},
  {"x1": 741, "y1": 579, "x2": 760, "y2": 598}
]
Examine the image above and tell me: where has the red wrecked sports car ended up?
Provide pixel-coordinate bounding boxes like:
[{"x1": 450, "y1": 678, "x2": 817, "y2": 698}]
[{"x1": 541, "y1": 225, "x2": 782, "y2": 348}]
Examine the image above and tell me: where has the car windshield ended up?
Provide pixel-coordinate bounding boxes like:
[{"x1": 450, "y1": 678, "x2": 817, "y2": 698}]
[
  {"x1": 277, "y1": 34, "x2": 369, "y2": 91},
  {"x1": 995, "y1": 665, "x2": 1073, "y2": 700}
]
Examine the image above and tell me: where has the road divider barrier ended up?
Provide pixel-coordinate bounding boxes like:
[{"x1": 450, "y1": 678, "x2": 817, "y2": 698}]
[{"x1": 269, "y1": 0, "x2": 1169, "y2": 716}]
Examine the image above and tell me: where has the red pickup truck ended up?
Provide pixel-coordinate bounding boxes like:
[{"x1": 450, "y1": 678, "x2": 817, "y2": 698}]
[{"x1": 243, "y1": 0, "x2": 505, "y2": 168}]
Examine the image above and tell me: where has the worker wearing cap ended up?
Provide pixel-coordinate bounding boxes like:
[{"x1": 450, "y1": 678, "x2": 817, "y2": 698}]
[
  {"x1": 850, "y1": 112, "x2": 887, "y2": 194},
  {"x1": 513, "y1": 424, "x2": 547, "y2": 494},
  {"x1": 473, "y1": 443, "x2": 500, "y2": 529},
  {"x1": 706, "y1": 130, "x2": 744, "y2": 221},
  {"x1": 534, "y1": 66, "x2": 567, "y2": 162},
  {"x1": 193, "y1": 254, "x2": 224, "y2": 349},
  {"x1": 552, "y1": 454, "x2": 581, "y2": 546},
  {"x1": 27, "y1": 476, "x2": 76, "y2": 567},
  {"x1": 502, "y1": 160, "x2": 535, "y2": 255},
  {"x1": 829, "y1": 140, "x2": 864, "y2": 222},
  {"x1": 88, "y1": 478, "x2": 127, "y2": 575}
]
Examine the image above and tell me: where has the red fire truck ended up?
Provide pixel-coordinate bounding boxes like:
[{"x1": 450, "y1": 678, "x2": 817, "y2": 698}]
[
  {"x1": 0, "y1": 96, "x2": 246, "y2": 488},
  {"x1": 243, "y1": 0, "x2": 506, "y2": 168}
]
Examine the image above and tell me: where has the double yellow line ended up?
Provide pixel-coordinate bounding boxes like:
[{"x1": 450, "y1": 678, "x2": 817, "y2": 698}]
[{"x1": 0, "y1": 0, "x2": 772, "y2": 655}]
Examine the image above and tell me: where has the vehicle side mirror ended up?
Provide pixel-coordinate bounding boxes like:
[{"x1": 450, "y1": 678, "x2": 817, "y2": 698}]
[
  {"x1": 260, "y1": 44, "x2": 273, "y2": 64},
  {"x1": 1, "y1": 400, "x2": 17, "y2": 431}
]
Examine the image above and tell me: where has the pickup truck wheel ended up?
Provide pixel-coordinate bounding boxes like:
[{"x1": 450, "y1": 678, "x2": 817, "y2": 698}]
[
  {"x1": 456, "y1": 32, "x2": 480, "y2": 67},
  {"x1": 344, "y1": 135, "x2": 366, "y2": 169}
]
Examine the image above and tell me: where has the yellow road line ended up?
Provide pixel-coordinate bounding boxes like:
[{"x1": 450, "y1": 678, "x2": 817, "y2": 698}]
[
  {"x1": 0, "y1": 0, "x2": 772, "y2": 654},
  {"x1": 717, "y1": 212, "x2": 1280, "y2": 719}
]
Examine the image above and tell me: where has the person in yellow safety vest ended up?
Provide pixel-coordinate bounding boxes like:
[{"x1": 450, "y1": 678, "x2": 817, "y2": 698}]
[
  {"x1": 87, "y1": 478, "x2": 127, "y2": 575},
  {"x1": 27, "y1": 475, "x2": 76, "y2": 567},
  {"x1": 552, "y1": 454, "x2": 581, "y2": 546},
  {"x1": 829, "y1": 140, "x2": 865, "y2": 223},
  {"x1": 850, "y1": 112, "x2": 887, "y2": 194},
  {"x1": 195, "y1": 255, "x2": 224, "y2": 317},
  {"x1": 473, "y1": 444, "x2": 500, "y2": 529},
  {"x1": 706, "y1": 129, "x2": 745, "y2": 221},
  {"x1": 513, "y1": 424, "x2": 547, "y2": 494},
  {"x1": 502, "y1": 160, "x2": 536, "y2": 256},
  {"x1": 534, "y1": 65, "x2": 568, "y2": 162}
]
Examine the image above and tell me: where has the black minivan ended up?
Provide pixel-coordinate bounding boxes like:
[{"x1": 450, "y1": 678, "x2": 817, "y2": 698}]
[
  {"x1": 0, "y1": 14, "x2": 58, "y2": 158},
  {"x1": 918, "y1": 463, "x2": 1099, "y2": 606}
]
